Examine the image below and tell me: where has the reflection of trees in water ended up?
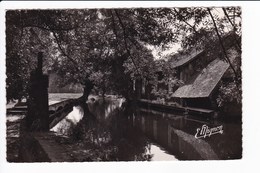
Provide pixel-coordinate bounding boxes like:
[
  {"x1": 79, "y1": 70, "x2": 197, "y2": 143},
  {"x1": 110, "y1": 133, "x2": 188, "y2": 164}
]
[
  {"x1": 107, "y1": 103, "x2": 153, "y2": 161},
  {"x1": 55, "y1": 99, "x2": 241, "y2": 160},
  {"x1": 66, "y1": 100, "x2": 153, "y2": 161},
  {"x1": 52, "y1": 106, "x2": 84, "y2": 137}
]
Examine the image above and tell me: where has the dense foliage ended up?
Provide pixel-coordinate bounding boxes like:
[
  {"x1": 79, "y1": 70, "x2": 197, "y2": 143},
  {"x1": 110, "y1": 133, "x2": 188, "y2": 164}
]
[{"x1": 6, "y1": 7, "x2": 241, "y2": 107}]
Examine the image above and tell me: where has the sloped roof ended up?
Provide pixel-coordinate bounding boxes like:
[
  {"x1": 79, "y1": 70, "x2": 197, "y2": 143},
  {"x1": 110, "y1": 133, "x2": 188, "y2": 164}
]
[
  {"x1": 172, "y1": 58, "x2": 230, "y2": 98},
  {"x1": 169, "y1": 49, "x2": 203, "y2": 68}
]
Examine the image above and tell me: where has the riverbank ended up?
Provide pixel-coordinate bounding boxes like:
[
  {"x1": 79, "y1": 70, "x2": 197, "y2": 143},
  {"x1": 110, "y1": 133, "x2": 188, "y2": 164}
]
[
  {"x1": 137, "y1": 99, "x2": 215, "y2": 118},
  {"x1": 6, "y1": 95, "x2": 125, "y2": 162},
  {"x1": 6, "y1": 114, "x2": 25, "y2": 162},
  {"x1": 6, "y1": 94, "x2": 241, "y2": 162},
  {"x1": 19, "y1": 131, "x2": 119, "y2": 162}
]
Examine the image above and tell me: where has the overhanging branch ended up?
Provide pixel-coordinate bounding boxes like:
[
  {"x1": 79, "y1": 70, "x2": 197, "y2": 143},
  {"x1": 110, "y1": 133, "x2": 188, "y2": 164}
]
[
  {"x1": 173, "y1": 8, "x2": 198, "y2": 34},
  {"x1": 51, "y1": 30, "x2": 86, "y2": 76},
  {"x1": 207, "y1": 8, "x2": 239, "y2": 83},
  {"x1": 114, "y1": 9, "x2": 142, "y2": 77},
  {"x1": 222, "y1": 8, "x2": 241, "y2": 51}
]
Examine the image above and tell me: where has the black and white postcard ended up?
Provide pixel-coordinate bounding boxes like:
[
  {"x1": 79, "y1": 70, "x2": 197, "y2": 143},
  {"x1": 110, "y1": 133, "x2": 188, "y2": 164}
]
[{"x1": 1, "y1": 1, "x2": 260, "y2": 173}]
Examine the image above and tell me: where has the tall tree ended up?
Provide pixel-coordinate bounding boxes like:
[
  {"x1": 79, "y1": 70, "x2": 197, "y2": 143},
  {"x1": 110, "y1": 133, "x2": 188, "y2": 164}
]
[
  {"x1": 6, "y1": 8, "x2": 176, "y2": 102},
  {"x1": 6, "y1": 7, "x2": 241, "y2": 104}
]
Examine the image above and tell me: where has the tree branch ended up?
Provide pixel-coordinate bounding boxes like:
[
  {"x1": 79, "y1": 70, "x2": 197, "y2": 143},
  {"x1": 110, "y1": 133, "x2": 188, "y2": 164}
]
[
  {"x1": 173, "y1": 8, "x2": 198, "y2": 34},
  {"x1": 51, "y1": 30, "x2": 86, "y2": 76},
  {"x1": 207, "y1": 8, "x2": 239, "y2": 82},
  {"x1": 23, "y1": 24, "x2": 88, "y2": 77},
  {"x1": 222, "y1": 7, "x2": 241, "y2": 51},
  {"x1": 114, "y1": 9, "x2": 142, "y2": 77},
  {"x1": 29, "y1": 28, "x2": 46, "y2": 49},
  {"x1": 110, "y1": 10, "x2": 142, "y2": 52}
]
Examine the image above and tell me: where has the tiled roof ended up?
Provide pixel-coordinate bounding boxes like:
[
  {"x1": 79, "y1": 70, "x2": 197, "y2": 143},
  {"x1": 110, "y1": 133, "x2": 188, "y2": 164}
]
[
  {"x1": 172, "y1": 47, "x2": 239, "y2": 98},
  {"x1": 172, "y1": 58, "x2": 229, "y2": 98},
  {"x1": 169, "y1": 49, "x2": 203, "y2": 68}
]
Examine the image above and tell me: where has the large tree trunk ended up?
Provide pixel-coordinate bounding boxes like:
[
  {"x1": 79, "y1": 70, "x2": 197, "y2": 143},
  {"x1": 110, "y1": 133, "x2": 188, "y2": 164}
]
[{"x1": 80, "y1": 78, "x2": 94, "y2": 103}]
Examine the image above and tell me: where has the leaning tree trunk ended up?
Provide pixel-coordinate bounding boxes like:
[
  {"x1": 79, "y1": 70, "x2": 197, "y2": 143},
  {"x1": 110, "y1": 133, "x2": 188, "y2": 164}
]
[{"x1": 80, "y1": 78, "x2": 94, "y2": 103}]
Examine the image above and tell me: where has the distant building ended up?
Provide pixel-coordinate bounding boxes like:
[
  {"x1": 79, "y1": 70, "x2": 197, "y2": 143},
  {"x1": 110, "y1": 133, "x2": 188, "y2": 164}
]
[
  {"x1": 138, "y1": 33, "x2": 241, "y2": 114},
  {"x1": 169, "y1": 48, "x2": 205, "y2": 84},
  {"x1": 171, "y1": 44, "x2": 240, "y2": 111}
]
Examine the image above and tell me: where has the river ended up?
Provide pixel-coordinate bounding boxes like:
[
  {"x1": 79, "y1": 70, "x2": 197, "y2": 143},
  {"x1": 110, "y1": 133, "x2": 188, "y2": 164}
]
[{"x1": 50, "y1": 96, "x2": 242, "y2": 161}]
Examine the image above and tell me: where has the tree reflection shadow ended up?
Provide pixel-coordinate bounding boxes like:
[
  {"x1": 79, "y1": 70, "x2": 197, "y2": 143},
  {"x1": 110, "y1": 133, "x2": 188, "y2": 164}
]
[{"x1": 61, "y1": 99, "x2": 153, "y2": 161}]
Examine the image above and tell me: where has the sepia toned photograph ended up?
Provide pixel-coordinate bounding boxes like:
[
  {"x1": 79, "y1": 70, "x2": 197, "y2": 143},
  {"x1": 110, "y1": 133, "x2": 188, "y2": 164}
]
[{"x1": 5, "y1": 6, "x2": 242, "y2": 162}]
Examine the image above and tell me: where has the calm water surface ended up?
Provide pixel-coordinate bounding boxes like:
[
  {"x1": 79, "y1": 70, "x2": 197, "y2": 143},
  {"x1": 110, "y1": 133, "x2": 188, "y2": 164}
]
[{"x1": 51, "y1": 97, "x2": 242, "y2": 161}]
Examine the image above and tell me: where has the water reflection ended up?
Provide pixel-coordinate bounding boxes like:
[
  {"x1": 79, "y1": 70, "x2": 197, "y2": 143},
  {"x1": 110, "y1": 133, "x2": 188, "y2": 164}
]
[
  {"x1": 51, "y1": 98, "x2": 242, "y2": 161},
  {"x1": 132, "y1": 108, "x2": 241, "y2": 160},
  {"x1": 147, "y1": 144, "x2": 178, "y2": 161},
  {"x1": 51, "y1": 106, "x2": 84, "y2": 136}
]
